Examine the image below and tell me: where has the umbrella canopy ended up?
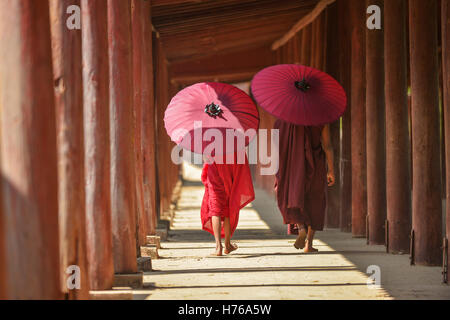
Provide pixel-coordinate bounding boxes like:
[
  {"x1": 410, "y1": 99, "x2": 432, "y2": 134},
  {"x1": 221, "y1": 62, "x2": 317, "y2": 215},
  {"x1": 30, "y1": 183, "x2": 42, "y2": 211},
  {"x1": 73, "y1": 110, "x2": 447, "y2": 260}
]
[
  {"x1": 251, "y1": 64, "x2": 347, "y2": 126},
  {"x1": 164, "y1": 82, "x2": 259, "y2": 155}
]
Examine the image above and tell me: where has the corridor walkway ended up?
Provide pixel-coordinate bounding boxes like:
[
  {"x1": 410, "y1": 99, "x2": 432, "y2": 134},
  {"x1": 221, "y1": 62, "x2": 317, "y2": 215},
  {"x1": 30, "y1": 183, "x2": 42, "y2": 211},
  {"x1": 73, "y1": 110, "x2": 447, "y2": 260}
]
[{"x1": 134, "y1": 163, "x2": 449, "y2": 300}]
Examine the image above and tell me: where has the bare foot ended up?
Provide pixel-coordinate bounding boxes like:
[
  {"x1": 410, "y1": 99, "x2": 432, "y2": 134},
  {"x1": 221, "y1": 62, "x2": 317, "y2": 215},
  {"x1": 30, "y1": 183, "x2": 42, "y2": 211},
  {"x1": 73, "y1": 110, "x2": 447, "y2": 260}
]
[
  {"x1": 224, "y1": 243, "x2": 238, "y2": 254},
  {"x1": 303, "y1": 246, "x2": 318, "y2": 253},
  {"x1": 211, "y1": 245, "x2": 223, "y2": 256},
  {"x1": 294, "y1": 228, "x2": 307, "y2": 250}
]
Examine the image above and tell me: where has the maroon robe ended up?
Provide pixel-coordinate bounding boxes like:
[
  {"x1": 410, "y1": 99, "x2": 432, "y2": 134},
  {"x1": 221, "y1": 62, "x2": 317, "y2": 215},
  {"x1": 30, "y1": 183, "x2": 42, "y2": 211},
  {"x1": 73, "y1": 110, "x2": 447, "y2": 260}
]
[{"x1": 274, "y1": 119, "x2": 327, "y2": 234}]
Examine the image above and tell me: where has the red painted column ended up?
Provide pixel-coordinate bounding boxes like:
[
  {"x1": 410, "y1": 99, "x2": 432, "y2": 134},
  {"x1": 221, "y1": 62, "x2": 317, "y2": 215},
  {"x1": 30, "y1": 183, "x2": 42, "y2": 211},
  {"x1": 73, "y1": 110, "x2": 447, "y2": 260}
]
[
  {"x1": 442, "y1": 0, "x2": 450, "y2": 265},
  {"x1": 409, "y1": 0, "x2": 442, "y2": 265},
  {"x1": 154, "y1": 37, "x2": 168, "y2": 218},
  {"x1": 132, "y1": 0, "x2": 149, "y2": 249},
  {"x1": 350, "y1": 0, "x2": 367, "y2": 237},
  {"x1": 81, "y1": 0, "x2": 115, "y2": 290},
  {"x1": 108, "y1": 0, "x2": 138, "y2": 273},
  {"x1": 325, "y1": 2, "x2": 341, "y2": 228},
  {"x1": 338, "y1": 0, "x2": 352, "y2": 232},
  {"x1": 49, "y1": 0, "x2": 90, "y2": 299},
  {"x1": 365, "y1": 0, "x2": 386, "y2": 245},
  {"x1": 142, "y1": 0, "x2": 158, "y2": 235},
  {"x1": 384, "y1": 0, "x2": 411, "y2": 253},
  {"x1": 301, "y1": 24, "x2": 312, "y2": 66},
  {"x1": 0, "y1": 0, "x2": 62, "y2": 299}
]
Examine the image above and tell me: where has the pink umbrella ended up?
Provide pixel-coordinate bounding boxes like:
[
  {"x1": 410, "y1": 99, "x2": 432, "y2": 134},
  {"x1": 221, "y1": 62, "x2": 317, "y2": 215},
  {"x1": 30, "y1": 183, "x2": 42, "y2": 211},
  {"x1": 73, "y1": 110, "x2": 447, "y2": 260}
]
[
  {"x1": 164, "y1": 82, "x2": 259, "y2": 155},
  {"x1": 251, "y1": 64, "x2": 347, "y2": 126}
]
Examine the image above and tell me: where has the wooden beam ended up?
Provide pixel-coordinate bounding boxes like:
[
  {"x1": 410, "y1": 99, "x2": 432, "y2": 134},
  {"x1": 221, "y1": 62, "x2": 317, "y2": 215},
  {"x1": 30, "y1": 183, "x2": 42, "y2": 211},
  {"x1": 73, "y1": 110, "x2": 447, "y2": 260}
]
[
  {"x1": 272, "y1": 0, "x2": 335, "y2": 50},
  {"x1": 170, "y1": 70, "x2": 259, "y2": 85},
  {"x1": 151, "y1": 0, "x2": 204, "y2": 7}
]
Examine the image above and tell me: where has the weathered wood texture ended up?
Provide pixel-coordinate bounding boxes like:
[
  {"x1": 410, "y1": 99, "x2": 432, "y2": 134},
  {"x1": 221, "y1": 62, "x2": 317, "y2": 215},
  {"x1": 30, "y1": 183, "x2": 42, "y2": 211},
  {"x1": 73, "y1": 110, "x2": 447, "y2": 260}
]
[
  {"x1": 81, "y1": 0, "x2": 115, "y2": 289},
  {"x1": 108, "y1": 0, "x2": 138, "y2": 273},
  {"x1": 132, "y1": 0, "x2": 149, "y2": 250},
  {"x1": 154, "y1": 36, "x2": 179, "y2": 219},
  {"x1": 365, "y1": 0, "x2": 386, "y2": 245},
  {"x1": 443, "y1": 0, "x2": 450, "y2": 264},
  {"x1": 301, "y1": 24, "x2": 312, "y2": 66},
  {"x1": 142, "y1": 0, "x2": 158, "y2": 235},
  {"x1": 272, "y1": 0, "x2": 335, "y2": 50},
  {"x1": 337, "y1": 0, "x2": 352, "y2": 232},
  {"x1": 152, "y1": 0, "x2": 318, "y2": 62},
  {"x1": 350, "y1": 0, "x2": 367, "y2": 237},
  {"x1": 169, "y1": 45, "x2": 273, "y2": 86},
  {"x1": 384, "y1": 0, "x2": 411, "y2": 253},
  {"x1": 409, "y1": 0, "x2": 442, "y2": 265},
  {"x1": 0, "y1": 0, "x2": 62, "y2": 299},
  {"x1": 325, "y1": 2, "x2": 341, "y2": 228},
  {"x1": 49, "y1": 0, "x2": 90, "y2": 299}
]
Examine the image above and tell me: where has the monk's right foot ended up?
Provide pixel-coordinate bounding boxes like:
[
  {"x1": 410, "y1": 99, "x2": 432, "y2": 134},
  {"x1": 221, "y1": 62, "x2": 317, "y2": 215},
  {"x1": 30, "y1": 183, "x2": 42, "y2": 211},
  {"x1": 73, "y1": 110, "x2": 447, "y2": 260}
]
[
  {"x1": 212, "y1": 246, "x2": 223, "y2": 256},
  {"x1": 294, "y1": 228, "x2": 307, "y2": 250},
  {"x1": 303, "y1": 246, "x2": 318, "y2": 253}
]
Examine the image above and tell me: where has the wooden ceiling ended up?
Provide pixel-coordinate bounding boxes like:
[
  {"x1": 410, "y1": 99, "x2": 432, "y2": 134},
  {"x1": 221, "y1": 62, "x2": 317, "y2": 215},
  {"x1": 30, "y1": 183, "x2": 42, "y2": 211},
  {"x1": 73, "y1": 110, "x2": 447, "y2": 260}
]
[{"x1": 151, "y1": 0, "x2": 319, "y2": 63}]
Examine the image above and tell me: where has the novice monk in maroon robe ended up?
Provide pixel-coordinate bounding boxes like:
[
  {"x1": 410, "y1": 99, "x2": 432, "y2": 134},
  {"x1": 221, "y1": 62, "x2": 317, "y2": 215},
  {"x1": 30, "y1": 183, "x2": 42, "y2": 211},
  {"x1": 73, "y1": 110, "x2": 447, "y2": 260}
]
[
  {"x1": 201, "y1": 152, "x2": 255, "y2": 256},
  {"x1": 274, "y1": 119, "x2": 335, "y2": 253}
]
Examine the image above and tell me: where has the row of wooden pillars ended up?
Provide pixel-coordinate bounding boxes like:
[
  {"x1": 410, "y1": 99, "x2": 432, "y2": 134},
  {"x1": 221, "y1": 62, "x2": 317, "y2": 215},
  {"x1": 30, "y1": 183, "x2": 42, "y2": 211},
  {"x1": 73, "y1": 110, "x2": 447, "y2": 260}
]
[
  {"x1": 256, "y1": 0, "x2": 449, "y2": 269},
  {"x1": 0, "y1": 0, "x2": 179, "y2": 299}
]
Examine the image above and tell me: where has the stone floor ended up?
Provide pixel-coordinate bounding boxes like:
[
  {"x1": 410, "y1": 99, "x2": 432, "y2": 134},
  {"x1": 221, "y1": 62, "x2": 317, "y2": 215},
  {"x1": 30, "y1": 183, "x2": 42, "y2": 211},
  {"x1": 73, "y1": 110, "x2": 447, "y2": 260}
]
[{"x1": 132, "y1": 162, "x2": 450, "y2": 300}]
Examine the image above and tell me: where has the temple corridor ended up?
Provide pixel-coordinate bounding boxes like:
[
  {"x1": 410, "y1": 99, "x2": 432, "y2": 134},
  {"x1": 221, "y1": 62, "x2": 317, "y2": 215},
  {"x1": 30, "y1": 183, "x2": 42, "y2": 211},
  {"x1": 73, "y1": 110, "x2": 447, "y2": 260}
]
[{"x1": 130, "y1": 163, "x2": 450, "y2": 300}]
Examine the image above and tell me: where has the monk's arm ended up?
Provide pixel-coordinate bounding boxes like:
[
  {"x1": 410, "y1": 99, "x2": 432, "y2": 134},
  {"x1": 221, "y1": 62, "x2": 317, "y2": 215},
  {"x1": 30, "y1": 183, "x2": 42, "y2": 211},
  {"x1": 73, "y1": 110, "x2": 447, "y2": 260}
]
[{"x1": 321, "y1": 125, "x2": 335, "y2": 186}]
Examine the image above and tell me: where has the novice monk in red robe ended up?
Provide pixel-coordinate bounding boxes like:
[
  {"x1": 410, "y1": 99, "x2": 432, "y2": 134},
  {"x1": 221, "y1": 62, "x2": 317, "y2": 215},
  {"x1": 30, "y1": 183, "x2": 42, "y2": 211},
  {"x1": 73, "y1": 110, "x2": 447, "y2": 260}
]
[
  {"x1": 274, "y1": 119, "x2": 335, "y2": 253},
  {"x1": 201, "y1": 152, "x2": 255, "y2": 256}
]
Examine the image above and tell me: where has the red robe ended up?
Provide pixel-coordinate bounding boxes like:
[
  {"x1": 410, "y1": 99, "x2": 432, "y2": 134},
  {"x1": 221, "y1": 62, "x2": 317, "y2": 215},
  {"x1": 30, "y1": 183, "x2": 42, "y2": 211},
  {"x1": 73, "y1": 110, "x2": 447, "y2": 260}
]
[
  {"x1": 200, "y1": 154, "x2": 255, "y2": 238},
  {"x1": 274, "y1": 119, "x2": 327, "y2": 234}
]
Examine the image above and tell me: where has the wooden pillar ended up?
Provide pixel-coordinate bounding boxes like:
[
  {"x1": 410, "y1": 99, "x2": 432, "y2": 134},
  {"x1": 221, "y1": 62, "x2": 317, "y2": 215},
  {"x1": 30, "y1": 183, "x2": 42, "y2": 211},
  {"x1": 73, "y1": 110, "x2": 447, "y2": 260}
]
[
  {"x1": 444, "y1": 0, "x2": 450, "y2": 266},
  {"x1": 293, "y1": 33, "x2": 301, "y2": 64},
  {"x1": 384, "y1": 0, "x2": 411, "y2": 253},
  {"x1": 81, "y1": 0, "x2": 115, "y2": 290},
  {"x1": 442, "y1": 0, "x2": 450, "y2": 265},
  {"x1": 350, "y1": 0, "x2": 367, "y2": 237},
  {"x1": 108, "y1": 0, "x2": 138, "y2": 273},
  {"x1": 409, "y1": 0, "x2": 442, "y2": 265},
  {"x1": 154, "y1": 37, "x2": 167, "y2": 217},
  {"x1": 338, "y1": 0, "x2": 352, "y2": 232},
  {"x1": 0, "y1": 0, "x2": 62, "y2": 299},
  {"x1": 142, "y1": 0, "x2": 157, "y2": 235},
  {"x1": 365, "y1": 0, "x2": 386, "y2": 245},
  {"x1": 313, "y1": 12, "x2": 326, "y2": 70},
  {"x1": 132, "y1": 0, "x2": 149, "y2": 249},
  {"x1": 49, "y1": 0, "x2": 90, "y2": 299},
  {"x1": 325, "y1": 2, "x2": 341, "y2": 228},
  {"x1": 301, "y1": 24, "x2": 312, "y2": 66}
]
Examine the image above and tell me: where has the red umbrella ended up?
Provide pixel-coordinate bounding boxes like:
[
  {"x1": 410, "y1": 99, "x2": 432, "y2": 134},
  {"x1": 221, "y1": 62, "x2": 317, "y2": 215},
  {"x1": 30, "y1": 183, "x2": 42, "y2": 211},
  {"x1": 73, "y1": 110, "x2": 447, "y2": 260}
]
[
  {"x1": 164, "y1": 82, "x2": 259, "y2": 155},
  {"x1": 251, "y1": 64, "x2": 347, "y2": 126}
]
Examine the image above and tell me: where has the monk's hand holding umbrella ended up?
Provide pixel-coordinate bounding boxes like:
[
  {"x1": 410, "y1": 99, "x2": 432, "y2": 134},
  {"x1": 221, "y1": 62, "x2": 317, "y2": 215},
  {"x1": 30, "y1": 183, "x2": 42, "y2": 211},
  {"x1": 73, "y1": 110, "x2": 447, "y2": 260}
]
[
  {"x1": 164, "y1": 82, "x2": 259, "y2": 256},
  {"x1": 251, "y1": 64, "x2": 346, "y2": 253}
]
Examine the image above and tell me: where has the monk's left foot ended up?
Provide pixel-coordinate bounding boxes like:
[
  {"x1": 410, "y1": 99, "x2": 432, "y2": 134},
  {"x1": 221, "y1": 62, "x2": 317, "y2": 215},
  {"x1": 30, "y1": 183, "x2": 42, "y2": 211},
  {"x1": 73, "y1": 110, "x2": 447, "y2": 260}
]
[{"x1": 224, "y1": 243, "x2": 238, "y2": 254}]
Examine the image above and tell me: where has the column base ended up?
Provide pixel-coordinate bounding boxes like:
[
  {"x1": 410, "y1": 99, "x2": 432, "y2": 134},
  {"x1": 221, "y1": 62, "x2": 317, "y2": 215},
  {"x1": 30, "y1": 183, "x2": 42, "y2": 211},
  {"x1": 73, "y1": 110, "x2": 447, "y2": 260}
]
[{"x1": 113, "y1": 272, "x2": 143, "y2": 289}]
